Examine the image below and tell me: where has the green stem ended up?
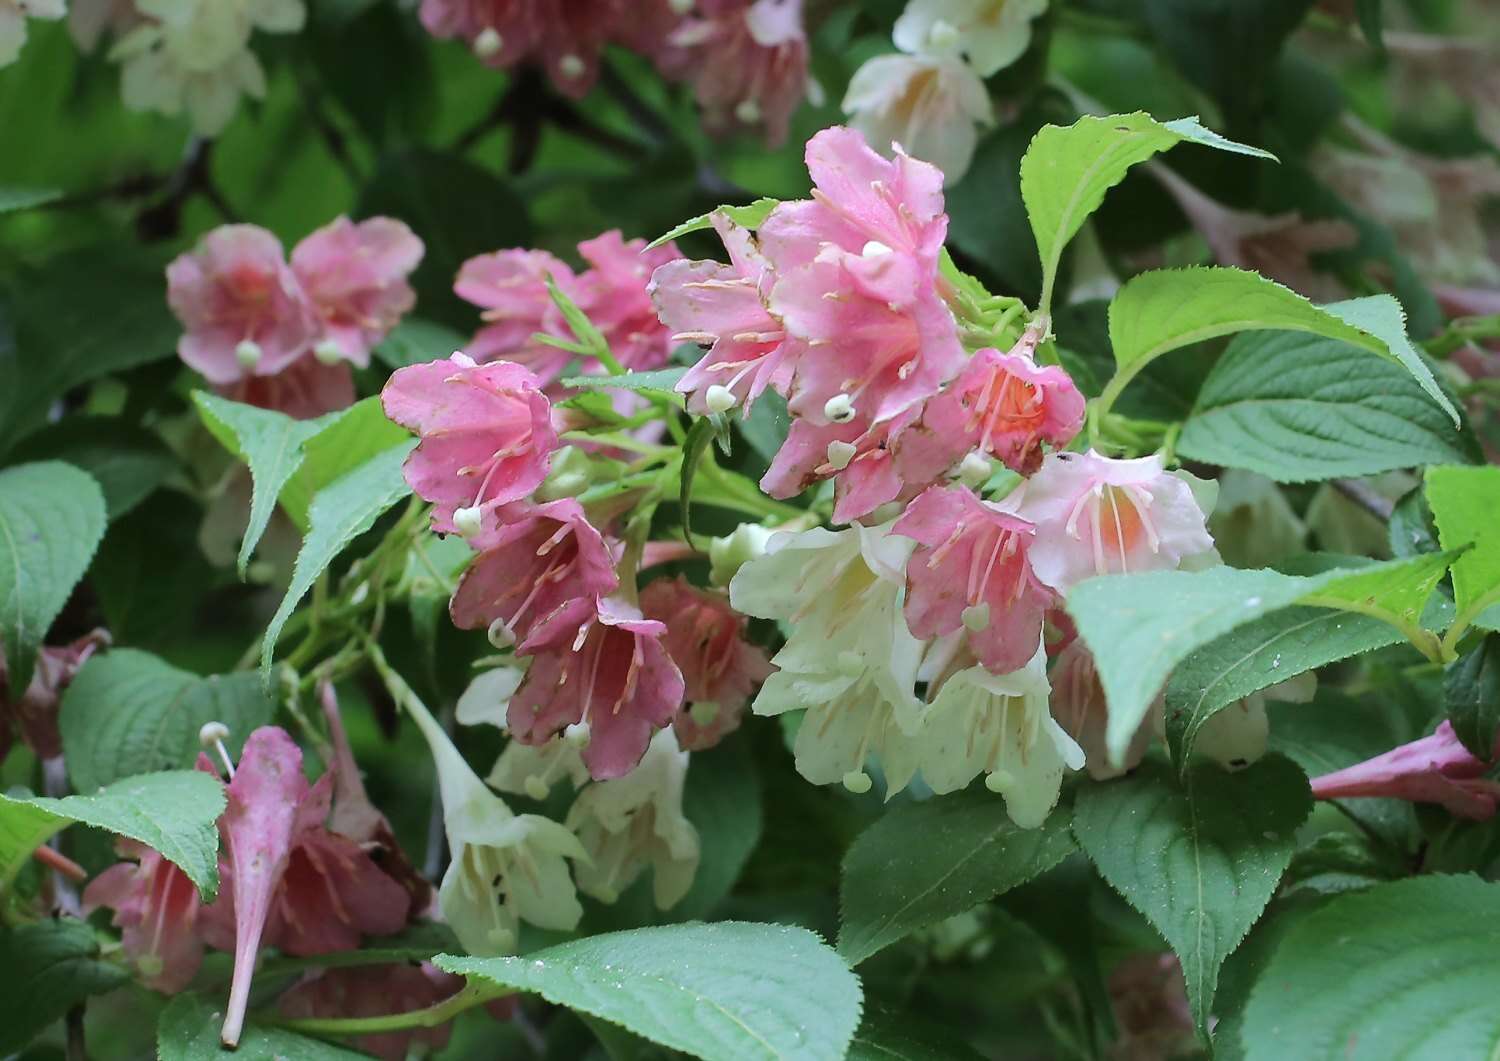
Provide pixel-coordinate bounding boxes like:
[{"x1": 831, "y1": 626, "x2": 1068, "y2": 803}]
[
  {"x1": 560, "y1": 430, "x2": 672, "y2": 457},
  {"x1": 1440, "y1": 585, "x2": 1500, "y2": 659},
  {"x1": 268, "y1": 982, "x2": 506, "y2": 1038}
]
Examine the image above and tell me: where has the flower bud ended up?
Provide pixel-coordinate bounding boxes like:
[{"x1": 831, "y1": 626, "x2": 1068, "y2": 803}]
[{"x1": 825, "y1": 440, "x2": 857, "y2": 471}]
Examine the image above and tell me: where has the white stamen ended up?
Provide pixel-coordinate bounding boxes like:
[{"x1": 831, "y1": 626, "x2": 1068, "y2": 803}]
[
  {"x1": 842, "y1": 769, "x2": 873, "y2": 794},
  {"x1": 199, "y1": 722, "x2": 235, "y2": 778},
  {"x1": 704, "y1": 384, "x2": 737, "y2": 413},
  {"x1": 313, "y1": 339, "x2": 344, "y2": 366},
  {"x1": 454, "y1": 505, "x2": 484, "y2": 539},
  {"x1": 825, "y1": 440, "x2": 857, "y2": 471},
  {"x1": 861, "y1": 240, "x2": 893, "y2": 258},
  {"x1": 234, "y1": 339, "x2": 262, "y2": 369},
  {"x1": 473, "y1": 27, "x2": 502, "y2": 57},
  {"x1": 487, "y1": 617, "x2": 516, "y2": 649},
  {"x1": 523, "y1": 775, "x2": 550, "y2": 800},
  {"x1": 564, "y1": 721, "x2": 591, "y2": 747},
  {"x1": 824, "y1": 393, "x2": 856, "y2": 423},
  {"x1": 558, "y1": 53, "x2": 586, "y2": 79},
  {"x1": 984, "y1": 769, "x2": 1015, "y2": 793},
  {"x1": 450, "y1": 351, "x2": 478, "y2": 368},
  {"x1": 735, "y1": 97, "x2": 762, "y2": 124},
  {"x1": 956, "y1": 451, "x2": 991, "y2": 487},
  {"x1": 961, "y1": 602, "x2": 991, "y2": 632}
]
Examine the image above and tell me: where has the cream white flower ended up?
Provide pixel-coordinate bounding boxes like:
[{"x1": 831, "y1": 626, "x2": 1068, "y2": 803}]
[
  {"x1": 565, "y1": 729, "x2": 700, "y2": 909},
  {"x1": 488, "y1": 736, "x2": 589, "y2": 802},
  {"x1": 919, "y1": 643, "x2": 1083, "y2": 826},
  {"x1": 454, "y1": 664, "x2": 525, "y2": 731},
  {"x1": 842, "y1": 52, "x2": 992, "y2": 182},
  {"x1": 1208, "y1": 470, "x2": 1307, "y2": 571},
  {"x1": 892, "y1": 0, "x2": 1048, "y2": 76},
  {"x1": 0, "y1": 0, "x2": 66, "y2": 68},
  {"x1": 731, "y1": 521, "x2": 926, "y2": 791}
]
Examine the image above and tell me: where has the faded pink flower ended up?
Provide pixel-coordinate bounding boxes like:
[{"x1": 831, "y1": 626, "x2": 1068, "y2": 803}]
[
  {"x1": 760, "y1": 127, "x2": 965, "y2": 425},
  {"x1": 918, "y1": 335, "x2": 1086, "y2": 475},
  {"x1": 82, "y1": 838, "x2": 205, "y2": 992},
  {"x1": 895, "y1": 485, "x2": 1052, "y2": 676},
  {"x1": 575, "y1": 230, "x2": 682, "y2": 372},
  {"x1": 166, "y1": 225, "x2": 319, "y2": 385},
  {"x1": 290, "y1": 216, "x2": 423, "y2": 367},
  {"x1": 639, "y1": 576, "x2": 773, "y2": 750},
  {"x1": 449, "y1": 498, "x2": 619, "y2": 651},
  {"x1": 381, "y1": 353, "x2": 559, "y2": 536},
  {"x1": 843, "y1": 52, "x2": 993, "y2": 181},
  {"x1": 1049, "y1": 638, "x2": 1155, "y2": 780},
  {"x1": 0, "y1": 628, "x2": 109, "y2": 762},
  {"x1": 417, "y1": 0, "x2": 621, "y2": 96},
  {"x1": 1309, "y1": 721, "x2": 1500, "y2": 821},
  {"x1": 216, "y1": 354, "x2": 354, "y2": 420},
  {"x1": 208, "y1": 727, "x2": 408, "y2": 1047},
  {"x1": 508, "y1": 597, "x2": 686, "y2": 779},
  {"x1": 671, "y1": 0, "x2": 810, "y2": 146},
  {"x1": 278, "y1": 964, "x2": 479, "y2": 1061},
  {"x1": 1014, "y1": 451, "x2": 1216, "y2": 594},
  {"x1": 456, "y1": 248, "x2": 582, "y2": 382},
  {"x1": 651, "y1": 212, "x2": 794, "y2": 416}
]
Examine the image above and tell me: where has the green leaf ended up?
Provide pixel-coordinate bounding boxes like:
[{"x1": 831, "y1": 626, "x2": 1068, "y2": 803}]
[
  {"x1": 1356, "y1": 0, "x2": 1384, "y2": 49},
  {"x1": 560, "y1": 367, "x2": 688, "y2": 398},
  {"x1": 1107, "y1": 271, "x2": 1457, "y2": 423},
  {"x1": 193, "y1": 392, "x2": 329, "y2": 577},
  {"x1": 1241, "y1": 876, "x2": 1500, "y2": 1061},
  {"x1": 1067, "y1": 554, "x2": 1455, "y2": 764},
  {"x1": 672, "y1": 736, "x2": 762, "y2": 921},
  {"x1": 1177, "y1": 331, "x2": 1475, "y2": 482},
  {"x1": 372, "y1": 317, "x2": 467, "y2": 370},
  {"x1": 261, "y1": 443, "x2": 415, "y2": 677},
  {"x1": 1072, "y1": 756, "x2": 1313, "y2": 1037},
  {"x1": 1164, "y1": 605, "x2": 1405, "y2": 770},
  {"x1": 277, "y1": 397, "x2": 413, "y2": 528},
  {"x1": 647, "y1": 198, "x2": 780, "y2": 249},
  {"x1": 680, "y1": 416, "x2": 716, "y2": 547},
  {"x1": 438, "y1": 921, "x2": 862, "y2": 1061},
  {"x1": 0, "y1": 919, "x2": 132, "y2": 1055},
  {"x1": 1426, "y1": 465, "x2": 1500, "y2": 638},
  {"x1": 0, "y1": 461, "x2": 107, "y2": 694},
  {"x1": 9, "y1": 417, "x2": 177, "y2": 521},
  {"x1": 1020, "y1": 113, "x2": 1272, "y2": 311},
  {"x1": 837, "y1": 790, "x2": 1074, "y2": 965},
  {"x1": 847, "y1": 1004, "x2": 986, "y2": 1060},
  {"x1": 1446, "y1": 634, "x2": 1500, "y2": 759},
  {"x1": 0, "y1": 186, "x2": 61, "y2": 213},
  {"x1": 157, "y1": 994, "x2": 370, "y2": 1060},
  {"x1": 1, "y1": 770, "x2": 226, "y2": 900},
  {"x1": 59, "y1": 649, "x2": 273, "y2": 793},
  {"x1": 0, "y1": 247, "x2": 178, "y2": 451},
  {"x1": 737, "y1": 390, "x2": 791, "y2": 468}
]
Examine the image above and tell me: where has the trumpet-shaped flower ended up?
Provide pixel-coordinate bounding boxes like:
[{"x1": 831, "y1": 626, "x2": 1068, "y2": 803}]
[
  {"x1": 894, "y1": 485, "x2": 1052, "y2": 676},
  {"x1": 217, "y1": 354, "x2": 354, "y2": 419},
  {"x1": 920, "y1": 645, "x2": 1083, "y2": 826},
  {"x1": 405, "y1": 690, "x2": 586, "y2": 956},
  {"x1": 669, "y1": 0, "x2": 810, "y2": 146},
  {"x1": 381, "y1": 354, "x2": 558, "y2": 535},
  {"x1": 565, "y1": 728, "x2": 700, "y2": 908},
  {"x1": 651, "y1": 212, "x2": 794, "y2": 415},
  {"x1": 448, "y1": 498, "x2": 618, "y2": 651},
  {"x1": 731, "y1": 521, "x2": 925, "y2": 789},
  {"x1": 639, "y1": 576, "x2": 773, "y2": 750},
  {"x1": 918, "y1": 336, "x2": 1086, "y2": 475},
  {"x1": 508, "y1": 598, "x2": 686, "y2": 780},
  {"x1": 456, "y1": 249, "x2": 582, "y2": 382},
  {"x1": 575, "y1": 231, "x2": 682, "y2": 372},
  {"x1": 166, "y1": 225, "x2": 319, "y2": 385},
  {"x1": 82, "y1": 838, "x2": 206, "y2": 992},
  {"x1": 488, "y1": 734, "x2": 589, "y2": 801},
  {"x1": 1309, "y1": 720, "x2": 1500, "y2": 821},
  {"x1": 1049, "y1": 638, "x2": 1156, "y2": 780},
  {"x1": 892, "y1": 0, "x2": 1047, "y2": 77},
  {"x1": 1014, "y1": 450, "x2": 1216, "y2": 594},
  {"x1": 842, "y1": 52, "x2": 993, "y2": 181},
  {"x1": 290, "y1": 216, "x2": 424, "y2": 367}
]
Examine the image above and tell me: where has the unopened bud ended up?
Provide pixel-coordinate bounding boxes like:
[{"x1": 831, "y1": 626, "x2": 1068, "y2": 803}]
[
  {"x1": 234, "y1": 339, "x2": 262, "y2": 369},
  {"x1": 487, "y1": 617, "x2": 516, "y2": 650},
  {"x1": 313, "y1": 339, "x2": 344, "y2": 366},
  {"x1": 842, "y1": 770, "x2": 873, "y2": 794},
  {"x1": 861, "y1": 240, "x2": 893, "y2": 258},
  {"x1": 454, "y1": 505, "x2": 484, "y2": 539},
  {"x1": 956, "y1": 451, "x2": 991, "y2": 487},
  {"x1": 825, "y1": 440, "x2": 857, "y2": 471},
  {"x1": 348, "y1": 582, "x2": 369, "y2": 607},
  {"x1": 961, "y1": 602, "x2": 991, "y2": 632},
  {"x1": 473, "y1": 26, "x2": 502, "y2": 57},
  {"x1": 558, "y1": 53, "x2": 585, "y2": 79},
  {"x1": 523, "y1": 775, "x2": 550, "y2": 800},
  {"x1": 734, "y1": 97, "x2": 761, "y2": 124},
  {"x1": 824, "y1": 393, "x2": 856, "y2": 423},
  {"x1": 564, "y1": 721, "x2": 591, "y2": 747},
  {"x1": 199, "y1": 721, "x2": 231, "y2": 748},
  {"x1": 704, "y1": 384, "x2": 737, "y2": 414}
]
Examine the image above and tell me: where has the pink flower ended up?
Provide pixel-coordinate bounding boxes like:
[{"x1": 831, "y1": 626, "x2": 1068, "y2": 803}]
[
  {"x1": 456, "y1": 248, "x2": 582, "y2": 383},
  {"x1": 0, "y1": 628, "x2": 109, "y2": 761},
  {"x1": 671, "y1": 0, "x2": 810, "y2": 146},
  {"x1": 216, "y1": 354, "x2": 354, "y2": 420},
  {"x1": 575, "y1": 230, "x2": 682, "y2": 372},
  {"x1": 894, "y1": 485, "x2": 1052, "y2": 676},
  {"x1": 381, "y1": 353, "x2": 559, "y2": 535},
  {"x1": 508, "y1": 597, "x2": 686, "y2": 779},
  {"x1": 1013, "y1": 451, "x2": 1216, "y2": 594},
  {"x1": 760, "y1": 127, "x2": 964, "y2": 425},
  {"x1": 208, "y1": 727, "x2": 408, "y2": 1047},
  {"x1": 82, "y1": 838, "x2": 205, "y2": 992},
  {"x1": 449, "y1": 498, "x2": 619, "y2": 650},
  {"x1": 417, "y1": 0, "x2": 620, "y2": 97},
  {"x1": 1309, "y1": 721, "x2": 1500, "y2": 820},
  {"x1": 918, "y1": 334, "x2": 1086, "y2": 475},
  {"x1": 290, "y1": 216, "x2": 423, "y2": 368},
  {"x1": 278, "y1": 964, "x2": 480, "y2": 1061},
  {"x1": 651, "y1": 213, "x2": 795, "y2": 416},
  {"x1": 166, "y1": 225, "x2": 319, "y2": 385},
  {"x1": 638, "y1": 576, "x2": 773, "y2": 750}
]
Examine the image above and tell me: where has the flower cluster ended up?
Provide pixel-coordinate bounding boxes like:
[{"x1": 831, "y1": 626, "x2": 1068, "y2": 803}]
[
  {"x1": 418, "y1": 0, "x2": 812, "y2": 145},
  {"x1": 166, "y1": 217, "x2": 424, "y2": 419},
  {"x1": 843, "y1": 0, "x2": 1049, "y2": 180}
]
